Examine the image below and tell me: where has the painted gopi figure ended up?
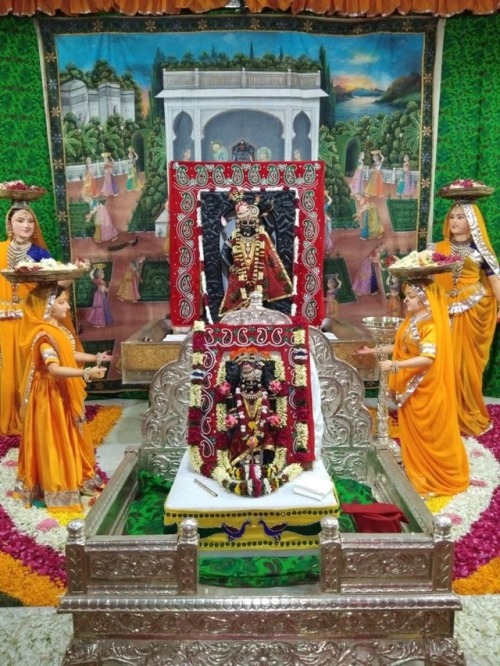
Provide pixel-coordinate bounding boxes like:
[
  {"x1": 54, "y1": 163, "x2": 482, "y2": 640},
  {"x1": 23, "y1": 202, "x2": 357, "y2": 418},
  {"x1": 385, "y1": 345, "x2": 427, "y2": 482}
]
[
  {"x1": 434, "y1": 185, "x2": 500, "y2": 436},
  {"x1": 0, "y1": 203, "x2": 51, "y2": 434},
  {"x1": 14, "y1": 284, "x2": 111, "y2": 512},
  {"x1": 359, "y1": 278, "x2": 469, "y2": 496}
]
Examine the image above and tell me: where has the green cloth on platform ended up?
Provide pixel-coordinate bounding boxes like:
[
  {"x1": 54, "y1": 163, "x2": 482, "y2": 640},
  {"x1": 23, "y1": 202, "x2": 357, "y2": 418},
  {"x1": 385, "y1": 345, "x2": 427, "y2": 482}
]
[{"x1": 124, "y1": 471, "x2": 376, "y2": 587}]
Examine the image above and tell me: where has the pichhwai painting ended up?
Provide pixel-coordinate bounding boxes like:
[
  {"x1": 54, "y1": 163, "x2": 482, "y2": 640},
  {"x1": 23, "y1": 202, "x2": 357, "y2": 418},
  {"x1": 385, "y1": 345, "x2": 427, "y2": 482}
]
[{"x1": 37, "y1": 13, "x2": 440, "y2": 387}]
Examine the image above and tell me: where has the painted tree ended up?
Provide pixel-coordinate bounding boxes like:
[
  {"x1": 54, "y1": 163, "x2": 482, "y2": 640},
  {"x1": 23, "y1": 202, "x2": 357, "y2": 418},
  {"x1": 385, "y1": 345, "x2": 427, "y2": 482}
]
[
  {"x1": 319, "y1": 125, "x2": 351, "y2": 219},
  {"x1": 319, "y1": 45, "x2": 336, "y2": 128},
  {"x1": 128, "y1": 118, "x2": 167, "y2": 232}
]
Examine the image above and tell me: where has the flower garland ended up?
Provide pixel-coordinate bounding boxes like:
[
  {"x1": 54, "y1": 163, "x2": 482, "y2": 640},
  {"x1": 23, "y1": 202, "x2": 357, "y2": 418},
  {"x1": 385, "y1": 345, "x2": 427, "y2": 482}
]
[
  {"x1": 187, "y1": 322, "x2": 314, "y2": 497},
  {"x1": 232, "y1": 227, "x2": 266, "y2": 301},
  {"x1": 211, "y1": 449, "x2": 303, "y2": 497}
]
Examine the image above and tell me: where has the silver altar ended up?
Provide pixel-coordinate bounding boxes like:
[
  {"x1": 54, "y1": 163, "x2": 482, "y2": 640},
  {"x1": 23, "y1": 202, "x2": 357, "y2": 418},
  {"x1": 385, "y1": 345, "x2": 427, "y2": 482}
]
[{"x1": 59, "y1": 298, "x2": 465, "y2": 665}]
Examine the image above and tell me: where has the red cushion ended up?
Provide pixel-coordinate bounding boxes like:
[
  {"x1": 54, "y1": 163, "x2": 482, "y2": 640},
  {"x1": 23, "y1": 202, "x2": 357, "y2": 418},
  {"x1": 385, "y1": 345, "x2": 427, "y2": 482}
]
[{"x1": 341, "y1": 503, "x2": 409, "y2": 533}]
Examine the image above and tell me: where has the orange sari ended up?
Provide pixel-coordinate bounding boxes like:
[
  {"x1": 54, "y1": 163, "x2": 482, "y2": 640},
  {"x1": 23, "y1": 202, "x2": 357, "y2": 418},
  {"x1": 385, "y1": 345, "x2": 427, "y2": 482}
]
[
  {"x1": 0, "y1": 209, "x2": 50, "y2": 434},
  {"x1": 14, "y1": 285, "x2": 97, "y2": 513},
  {"x1": 389, "y1": 282, "x2": 469, "y2": 495},
  {"x1": 0, "y1": 241, "x2": 40, "y2": 434},
  {"x1": 434, "y1": 202, "x2": 498, "y2": 436}
]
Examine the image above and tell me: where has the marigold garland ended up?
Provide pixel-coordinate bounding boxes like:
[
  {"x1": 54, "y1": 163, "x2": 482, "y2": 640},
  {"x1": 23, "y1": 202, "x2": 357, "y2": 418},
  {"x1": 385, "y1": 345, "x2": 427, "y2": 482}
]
[{"x1": 86, "y1": 405, "x2": 123, "y2": 449}]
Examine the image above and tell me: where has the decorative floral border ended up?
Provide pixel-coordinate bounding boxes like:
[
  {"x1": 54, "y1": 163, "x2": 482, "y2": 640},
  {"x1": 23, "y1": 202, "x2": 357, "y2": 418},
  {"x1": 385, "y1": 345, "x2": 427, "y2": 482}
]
[
  {"x1": 1, "y1": 405, "x2": 497, "y2": 605},
  {"x1": 169, "y1": 161, "x2": 325, "y2": 327},
  {"x1": 187, "y1": 322, "x2": 315, "y2": 497}
]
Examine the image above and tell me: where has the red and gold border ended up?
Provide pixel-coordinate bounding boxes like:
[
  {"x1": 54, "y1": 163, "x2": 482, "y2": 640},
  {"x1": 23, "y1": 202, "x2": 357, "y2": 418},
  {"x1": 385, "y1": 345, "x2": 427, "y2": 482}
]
[{"x1": 168, "y1": 161, "x2": 325, "y2": 327}]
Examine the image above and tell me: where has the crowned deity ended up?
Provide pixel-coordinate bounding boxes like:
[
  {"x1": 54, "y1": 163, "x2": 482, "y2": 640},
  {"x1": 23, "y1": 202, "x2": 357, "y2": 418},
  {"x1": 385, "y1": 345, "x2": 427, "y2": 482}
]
[
  {"x1": 219, "y1": 189, "x2": 293, "y2": 316},
  {"x1": 218, "y1": 348, "x2": 286, "y2": 468},
  {"x1": 188, "y1": 323, "x2": 315, "y2": 498}
]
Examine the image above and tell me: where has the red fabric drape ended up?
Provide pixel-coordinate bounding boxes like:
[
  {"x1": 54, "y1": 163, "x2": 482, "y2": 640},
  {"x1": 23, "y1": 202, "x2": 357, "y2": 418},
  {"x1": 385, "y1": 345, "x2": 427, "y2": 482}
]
[{"x1": 0, "y1": 0, "x2": 497, "y2": 17}]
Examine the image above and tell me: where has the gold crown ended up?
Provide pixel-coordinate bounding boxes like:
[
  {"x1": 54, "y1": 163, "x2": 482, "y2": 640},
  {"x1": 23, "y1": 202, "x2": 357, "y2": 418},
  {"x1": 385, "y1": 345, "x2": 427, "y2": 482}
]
[{"x1": 228, "y1": 187, "x2": 245, "y2": 203}]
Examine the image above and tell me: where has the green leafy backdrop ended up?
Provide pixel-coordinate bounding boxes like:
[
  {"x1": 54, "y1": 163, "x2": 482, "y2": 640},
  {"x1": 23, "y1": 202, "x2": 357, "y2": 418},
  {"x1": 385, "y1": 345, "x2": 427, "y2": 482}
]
[
  {"x1": 0, "y1": 14, "x2": 498, "y2": 395},
  {"x1": 432, "y1": 15, "x2": 500, "y2": 396}
]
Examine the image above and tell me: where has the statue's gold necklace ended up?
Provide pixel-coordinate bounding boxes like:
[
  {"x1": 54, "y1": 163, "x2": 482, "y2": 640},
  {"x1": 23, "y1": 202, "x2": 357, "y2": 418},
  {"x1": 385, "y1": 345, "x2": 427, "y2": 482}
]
[
  {"x1": 7, "y1": 239, "x2": 32, "y2": 269},
  {"x1": 240, "y1": 236, "x2": 256, "y2": 267},
  {"x1": 242, "y1": 395, "x2": 262, "y2": 424}
]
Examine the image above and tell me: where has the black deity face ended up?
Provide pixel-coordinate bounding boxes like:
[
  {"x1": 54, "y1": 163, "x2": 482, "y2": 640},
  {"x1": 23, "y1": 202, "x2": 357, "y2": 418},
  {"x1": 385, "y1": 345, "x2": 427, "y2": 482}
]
[
  {"x1": 239, "y1": 218, "x2": 258, "y2": 237},
  {"x1": 236, "y1": 202, "x2": 260, "y2": 237},
  {"x1": 240, "y1": 361, "x2": 263, "y2": 393}
]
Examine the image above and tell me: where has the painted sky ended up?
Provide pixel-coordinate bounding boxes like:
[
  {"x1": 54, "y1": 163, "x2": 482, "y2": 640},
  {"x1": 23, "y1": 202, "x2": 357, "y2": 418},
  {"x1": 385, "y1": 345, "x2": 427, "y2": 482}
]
[{"x1": 56, "y1": 30, "x2": 424, "y2": 93}]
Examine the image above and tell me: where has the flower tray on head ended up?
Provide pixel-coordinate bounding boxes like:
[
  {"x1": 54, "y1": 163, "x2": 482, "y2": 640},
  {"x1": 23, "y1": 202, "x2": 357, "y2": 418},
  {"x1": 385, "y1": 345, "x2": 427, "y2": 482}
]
[
  {"x1": 1, "y1": 267, "x2": 89, "y2": 283},
  {"x1": 438, "y1": 179, "x2": 494, "y2": 200},
  {"x1": 388, "y1": 250, "x2": 462, "y2": 279},
  {"x1": 388, "y1": 261, "x2": 463, "y2": 279},
  {"x1": 0, "y1": 184, "x2": 47, "y2": 201}
]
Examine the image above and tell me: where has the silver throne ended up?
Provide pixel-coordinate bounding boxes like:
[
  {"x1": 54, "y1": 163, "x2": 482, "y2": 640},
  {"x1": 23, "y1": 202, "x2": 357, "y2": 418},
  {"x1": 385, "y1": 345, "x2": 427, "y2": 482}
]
[{"x1": 59, "y1": 295, "x2": 465, "y2": 665}]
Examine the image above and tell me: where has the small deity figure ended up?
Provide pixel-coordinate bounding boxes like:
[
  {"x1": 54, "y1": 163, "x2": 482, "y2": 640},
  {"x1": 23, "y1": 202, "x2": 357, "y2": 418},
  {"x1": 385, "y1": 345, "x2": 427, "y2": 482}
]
[
  {"x1": 219, "y1": 189, "x2": 293, "y2": 315},
  {"x1": 188, "y1": 323, "x2": 315, "y2": 498},
  {"x1": 220, "y1": 349, "x2": 284, "y2": 466}
]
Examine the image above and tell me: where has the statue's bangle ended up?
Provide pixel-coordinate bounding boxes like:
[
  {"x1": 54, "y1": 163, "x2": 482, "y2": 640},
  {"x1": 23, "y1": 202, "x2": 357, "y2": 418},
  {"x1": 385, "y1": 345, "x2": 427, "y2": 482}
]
[
  {"x1": 96, "y1": 352, "x2": 103, "y2": 368},
  {"x1": 83, "y1": 367, "x2": 91, "y2": 383},
  {"x1": 390, "y1": 361, "x2": 400, "y2": 374}
]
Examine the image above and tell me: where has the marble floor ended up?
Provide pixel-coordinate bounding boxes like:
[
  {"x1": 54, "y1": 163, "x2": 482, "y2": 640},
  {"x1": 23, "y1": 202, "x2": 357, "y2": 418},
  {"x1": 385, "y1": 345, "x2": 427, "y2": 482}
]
[{"x1": 0, "y1": 398, "x2": 498, "y2": 666}]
